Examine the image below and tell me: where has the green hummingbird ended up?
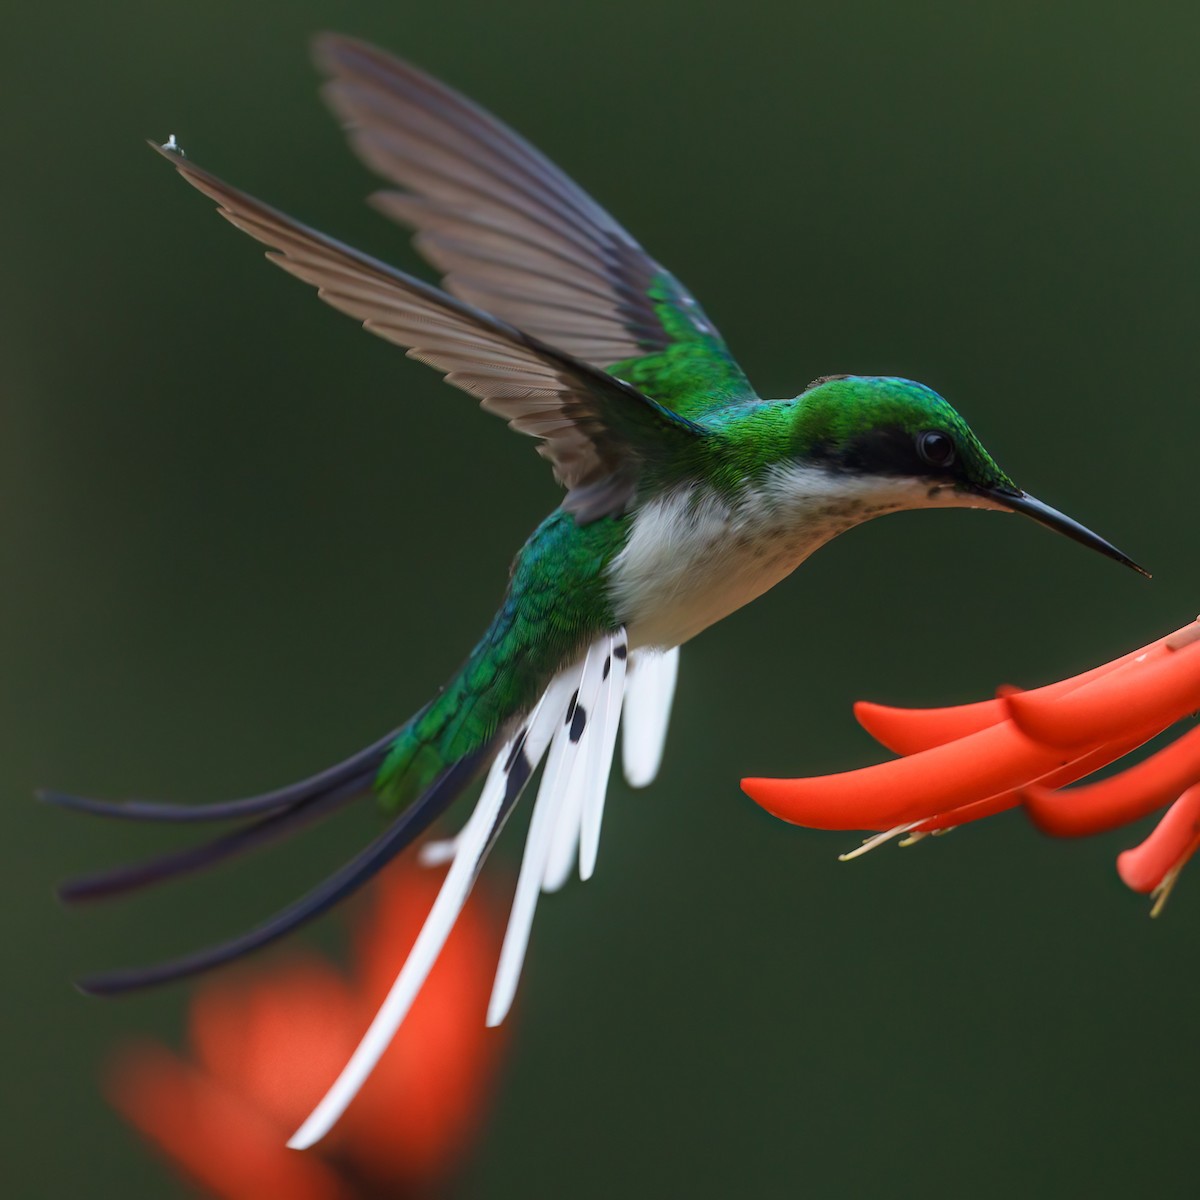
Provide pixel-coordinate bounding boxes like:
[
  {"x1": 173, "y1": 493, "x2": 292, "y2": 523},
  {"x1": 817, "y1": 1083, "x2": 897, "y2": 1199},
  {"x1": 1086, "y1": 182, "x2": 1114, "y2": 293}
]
[{"x1": 50, "y1": 34, "x2": 1145, "y2": 1146}]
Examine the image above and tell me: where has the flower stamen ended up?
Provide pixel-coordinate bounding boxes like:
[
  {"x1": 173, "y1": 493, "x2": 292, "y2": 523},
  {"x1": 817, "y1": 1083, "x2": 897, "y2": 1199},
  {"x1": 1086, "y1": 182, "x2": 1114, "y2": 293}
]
[{"x1": 838, "y1": 820, "x2": 924, "y2": 861}]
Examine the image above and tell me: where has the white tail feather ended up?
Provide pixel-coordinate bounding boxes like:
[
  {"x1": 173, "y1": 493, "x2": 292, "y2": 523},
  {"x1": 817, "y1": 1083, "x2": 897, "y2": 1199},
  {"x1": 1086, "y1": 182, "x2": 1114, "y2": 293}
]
[
  {"x1": 621, "y1": 646, "x2": 679, "y2": 788},
  {"x1": 289, "y1": 676, "x2": 571, "y2": 1150},
  {"x1": 541, "y1": 775, "x2": 584, "y2": 893},
  {"x1": 417, "y1": 835, "x2": 460, "y2": 868},
  {"x1": 580, "y1": 633, "x2": 627, "y2": 881},
  {"x1": 288, "y1": 748, "x2": 512, "y2": 1149},
  {"x1": 487, "y1": 642, "x2": 611, "y2": 1025},
  {"x1": 290, "y1": 628, "x2": 644, "y2": 1147},
  {"x1": 486, "y1": 715, "x2": 578, "y2": 1026}
]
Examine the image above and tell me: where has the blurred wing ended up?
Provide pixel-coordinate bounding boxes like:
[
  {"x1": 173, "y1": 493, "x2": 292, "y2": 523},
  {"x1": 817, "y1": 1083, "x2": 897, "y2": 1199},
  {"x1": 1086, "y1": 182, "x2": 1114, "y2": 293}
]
[
  {"x1": 155, "y1": 146, "x2": 707, "y2": 521},
  {"x1": 312, "y1": 33, "x2": 758, "y2": 418}
]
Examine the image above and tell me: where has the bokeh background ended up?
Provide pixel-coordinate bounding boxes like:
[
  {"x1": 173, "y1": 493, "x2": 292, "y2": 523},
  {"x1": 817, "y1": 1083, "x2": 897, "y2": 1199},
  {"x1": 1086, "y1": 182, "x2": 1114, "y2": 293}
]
[{"x1": 5, "y1": 1, "x2": 1199, "y2": 1195}]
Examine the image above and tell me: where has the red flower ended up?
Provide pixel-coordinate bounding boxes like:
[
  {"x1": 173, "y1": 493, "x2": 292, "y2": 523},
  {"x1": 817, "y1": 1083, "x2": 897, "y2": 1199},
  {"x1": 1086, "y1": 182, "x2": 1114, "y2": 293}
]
[
  {"x1": 741, "y1": 618, "x2": 1200, "y2": 913},
  {"x1": 107, "y1": 864, "x2": 508, "y2": 1198}
]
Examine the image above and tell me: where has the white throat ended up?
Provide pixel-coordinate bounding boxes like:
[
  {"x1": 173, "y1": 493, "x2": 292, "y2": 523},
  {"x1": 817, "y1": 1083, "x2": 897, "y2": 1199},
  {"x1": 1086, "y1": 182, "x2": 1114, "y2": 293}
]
[{"x1": 609, "y1": 464, "x2": 967, "y2": 650}]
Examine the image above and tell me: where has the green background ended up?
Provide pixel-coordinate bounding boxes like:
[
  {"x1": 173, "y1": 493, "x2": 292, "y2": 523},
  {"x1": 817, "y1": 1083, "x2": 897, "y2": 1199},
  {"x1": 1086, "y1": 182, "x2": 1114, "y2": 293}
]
[{"x1": 5, "y1": 1, "x2": 1199, "y2": 1195}]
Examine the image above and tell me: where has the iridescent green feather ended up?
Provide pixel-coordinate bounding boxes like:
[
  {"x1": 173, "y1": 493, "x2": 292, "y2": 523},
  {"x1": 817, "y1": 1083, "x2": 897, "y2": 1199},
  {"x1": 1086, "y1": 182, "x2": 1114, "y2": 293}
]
[
  {"x1": 607, "y1": 272, "x2": 758, "y2": 420},
  {"x1": 375, "y1": 509, "x2": 626, "y2": 810}
]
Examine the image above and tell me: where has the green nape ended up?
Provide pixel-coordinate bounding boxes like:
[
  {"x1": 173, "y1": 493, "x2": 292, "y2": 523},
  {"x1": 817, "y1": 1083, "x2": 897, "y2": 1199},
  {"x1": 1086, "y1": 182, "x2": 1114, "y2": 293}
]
[{"x1": 373, "y1": 508, "x2": 626, "y2": 811}]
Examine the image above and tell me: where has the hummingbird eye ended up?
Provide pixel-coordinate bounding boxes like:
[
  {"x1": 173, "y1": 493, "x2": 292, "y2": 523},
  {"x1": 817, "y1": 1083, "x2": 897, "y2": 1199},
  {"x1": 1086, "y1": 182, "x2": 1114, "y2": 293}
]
[{"x1": 916, "y1": 430, "x2": 956, "y2": 469}]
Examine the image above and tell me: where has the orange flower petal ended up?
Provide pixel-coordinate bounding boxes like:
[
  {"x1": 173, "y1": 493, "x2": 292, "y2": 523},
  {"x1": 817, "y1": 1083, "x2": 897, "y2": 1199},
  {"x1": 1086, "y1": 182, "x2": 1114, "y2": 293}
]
[
  {"x1": 742, "y1": 721, "x2": 1086, "y2": 831},
  {"x1": 851, "y1": 631, "x2": 1172, "y2": 754},
  {"x1": 1005, "y1": 636, "x2": 1200, "y2": 749},
  {"x1": 1024, "y1": 724, "x2": 1200, "y2": 837},
  {"x1": 189, "y1": 958, "x2": 360, "y2": 1135},
  {"x1": 107, "y1": 1043, "x2": 352, "y2": 1200},
  {"x1": 341, "y1": 863, "x2": 506, "y2": 1187},
  {"x1": 1116, "y1": 783, "x2": 1200, "y2": 894},
  {"x1": 853, "y1": 697, "x2": 1011, "y2": 755},
  {"x1": 911, "y1": 789, "x2": 1023, "y2": 831},
  {"x1": 917, "y1": 724, "x2": 1162, "y2": 833},
  {"x1": 108, "y1": 863, "x2": 509, "y2": 1194}
]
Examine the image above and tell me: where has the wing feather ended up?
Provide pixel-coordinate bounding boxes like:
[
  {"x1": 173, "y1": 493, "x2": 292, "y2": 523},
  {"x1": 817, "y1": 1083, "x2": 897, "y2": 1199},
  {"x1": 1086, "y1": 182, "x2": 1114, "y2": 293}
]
[
  {"x1": 313, "y1": 33, "x2": 757, "y2": 415},
  {"x1": 155, "y1": 145, "x2": 707, "y2": 521}
]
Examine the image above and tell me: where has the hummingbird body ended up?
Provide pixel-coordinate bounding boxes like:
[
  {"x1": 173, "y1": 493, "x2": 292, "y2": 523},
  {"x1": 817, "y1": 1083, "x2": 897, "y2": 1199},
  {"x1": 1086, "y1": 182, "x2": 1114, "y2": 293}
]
[
  {"x1": 52, "y1": 34, "x2": 1144, "y2": 1149},
  {"x1": 382, "y1": 374, "x2": 1011, "y2": 809}
]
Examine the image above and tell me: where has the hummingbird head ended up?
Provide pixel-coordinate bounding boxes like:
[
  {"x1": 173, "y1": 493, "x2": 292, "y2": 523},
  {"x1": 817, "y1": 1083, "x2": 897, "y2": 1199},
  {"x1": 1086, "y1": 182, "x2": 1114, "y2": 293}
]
[{"x1": 791, "y1": 375, "x2": 1147, "y2": 576}]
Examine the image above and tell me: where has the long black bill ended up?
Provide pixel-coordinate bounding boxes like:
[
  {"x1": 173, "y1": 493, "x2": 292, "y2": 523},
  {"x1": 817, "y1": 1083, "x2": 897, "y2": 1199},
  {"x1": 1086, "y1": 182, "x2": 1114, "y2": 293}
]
[{"x1": 983, "y1": 486, "x2": 1150, "y2": 578}]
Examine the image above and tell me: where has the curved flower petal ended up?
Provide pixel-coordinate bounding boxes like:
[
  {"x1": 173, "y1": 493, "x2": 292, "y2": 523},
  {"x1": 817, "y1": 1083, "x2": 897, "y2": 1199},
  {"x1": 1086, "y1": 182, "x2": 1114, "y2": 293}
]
[
  {"x1": 853, "y1": 697, "x2": 1012, "y2": 755},
  {"x1": 107, "y1": 1044, "x2": 353, "y2": 1200},
  {"x1": 1024, "y1": 725, "x2": 1200, "y2": 837},
  {"x1": 345, "y1": 868, "x2": 505, "y2": 1186},
  {"x1": 1006, "y1": 633, "x2": 1200, "y2": 749},
  {"x1": 107, "y1": 863, "x2": 509, "y2": 1194},
  {"x1": 189, "y1": 959, "x2": 360, "y2": 1135},
  {"x1": 742, "y1": 722, "x2": 1086, "y2": 831},
  {"x1": 851, "y1": 630, "x2": 1185, "y2": 755},
  {"x1": 1116, "y1": 783, "x2": 1200, "y2": 901},
  {"x1": 914, "y1": 724, "x2": 1163, "y2": 833},
  {"x1": 911, "y1": 789, "x2": 1023, "y2": 832}
]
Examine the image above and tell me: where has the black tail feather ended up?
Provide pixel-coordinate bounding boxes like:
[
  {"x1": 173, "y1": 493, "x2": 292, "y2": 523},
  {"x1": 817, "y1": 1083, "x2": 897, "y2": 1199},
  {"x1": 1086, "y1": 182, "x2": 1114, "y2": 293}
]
[
  {"x1": 74, "y1": 747, "x2": 489, "y2": 996},
  {"x1": 39, "y1": 728, "x2": 403, "y2": 824},
  {"x1": 57, "y1": 776, "x2": 367, "y2": 904}
]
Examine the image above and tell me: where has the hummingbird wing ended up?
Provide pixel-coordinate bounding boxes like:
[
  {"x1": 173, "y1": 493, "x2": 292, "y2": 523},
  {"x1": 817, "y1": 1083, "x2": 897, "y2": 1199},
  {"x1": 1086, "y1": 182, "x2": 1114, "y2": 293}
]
[
  {"x1": 155, "y1": 147, "x2": 708, "y2": 522},
  {"x1": 311, "y1": 34, "x2": 758, "y2": 419}
]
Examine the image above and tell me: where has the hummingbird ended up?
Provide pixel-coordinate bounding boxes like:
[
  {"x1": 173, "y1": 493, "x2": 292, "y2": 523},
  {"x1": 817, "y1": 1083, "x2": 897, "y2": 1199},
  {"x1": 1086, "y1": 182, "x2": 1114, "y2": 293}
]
[{"x1": 49, "y1": 34, "x2": 1145, "y2": 1147}]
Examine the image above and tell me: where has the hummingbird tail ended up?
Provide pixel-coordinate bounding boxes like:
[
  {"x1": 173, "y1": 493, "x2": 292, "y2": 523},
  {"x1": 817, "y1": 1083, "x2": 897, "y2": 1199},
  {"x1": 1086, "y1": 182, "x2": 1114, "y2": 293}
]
[
  {"x1": 48, "y1": 590, "x2": 555, "y2": 990},
  {"x1": 49, "y1": 723, "x2": 497, "y2": 995},
  {"x1": 289, "y1": 632, "x2": 685, "y2": 1150},
  {"x1": 52, "y1": 640, "x2": 683, "y2": 1003},
  {"x1": 39, "y1": 727, "x2": 403, "y2": 824},
  {"x1": 51, "y1": 629, "x2": 682, "y2": 1145}
]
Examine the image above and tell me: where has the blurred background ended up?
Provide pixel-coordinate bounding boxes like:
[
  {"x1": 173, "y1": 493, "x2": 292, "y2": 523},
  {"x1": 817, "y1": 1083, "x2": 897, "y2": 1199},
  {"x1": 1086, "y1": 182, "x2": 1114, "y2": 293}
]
[{"x1": 5, "y1": 0, "x2": 1199, "y2": 1194}]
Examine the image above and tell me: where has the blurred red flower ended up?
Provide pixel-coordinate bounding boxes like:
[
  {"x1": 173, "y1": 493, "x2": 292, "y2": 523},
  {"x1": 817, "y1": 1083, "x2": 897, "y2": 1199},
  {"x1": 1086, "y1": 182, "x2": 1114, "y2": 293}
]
[
  {"x1": 742, "y1": 618, "x2": 1200, "y2": 914},
  {"x1": 107, "y1": 863, "x2": 508, "y2": 1199}
]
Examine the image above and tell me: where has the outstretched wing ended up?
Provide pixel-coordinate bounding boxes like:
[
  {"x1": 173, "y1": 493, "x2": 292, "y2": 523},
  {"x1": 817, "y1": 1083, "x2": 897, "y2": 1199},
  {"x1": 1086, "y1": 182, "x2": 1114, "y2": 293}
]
[
  {"x1": 155, "y1": 146, "x2": 708, "y2": 522},
  {"x1": 312, "y1": 33, "x2": 757, "y2": 419}
]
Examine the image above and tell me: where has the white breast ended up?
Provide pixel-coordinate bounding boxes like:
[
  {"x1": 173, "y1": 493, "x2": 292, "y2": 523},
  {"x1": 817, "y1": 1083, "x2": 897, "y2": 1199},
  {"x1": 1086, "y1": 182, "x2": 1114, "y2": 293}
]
[{"x1": 609, "y1": 464, "x2": 936, "y2": 650}]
